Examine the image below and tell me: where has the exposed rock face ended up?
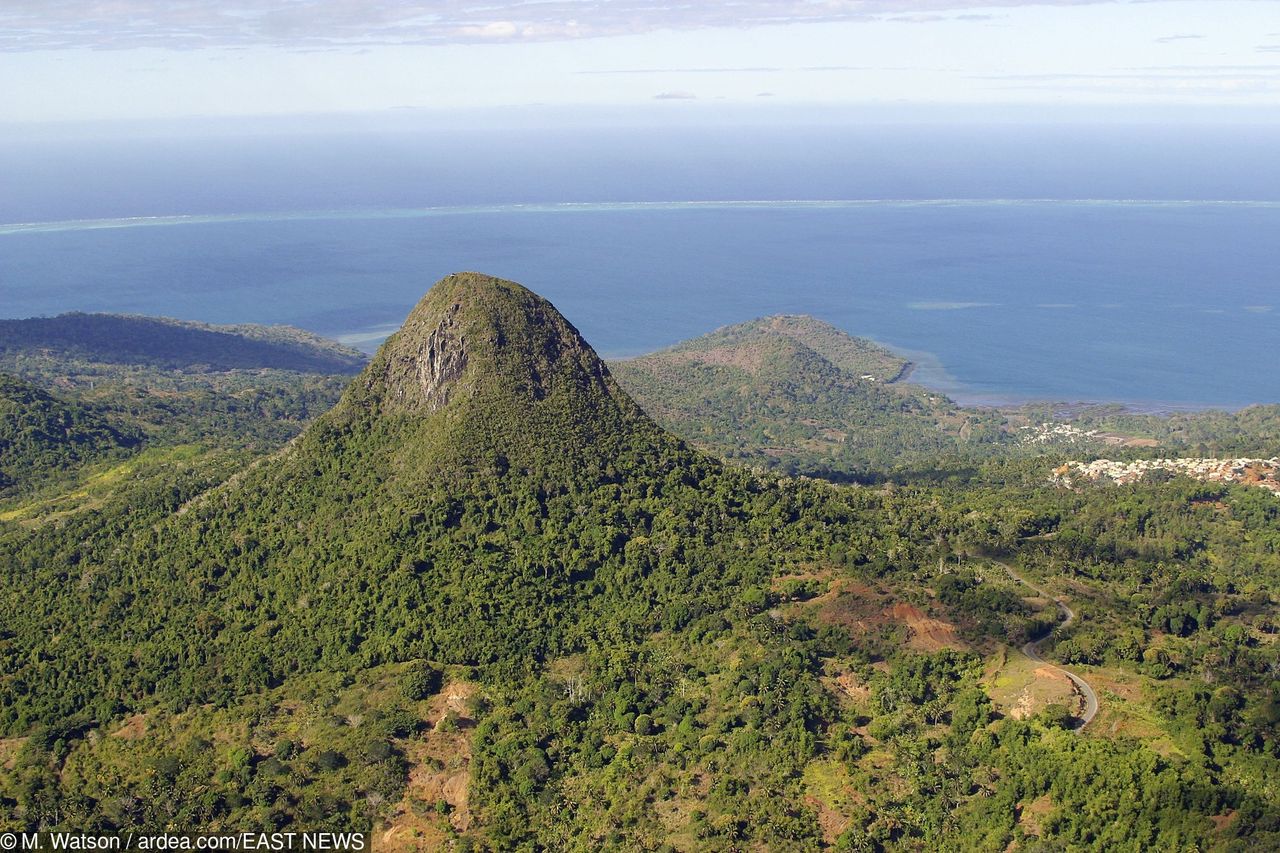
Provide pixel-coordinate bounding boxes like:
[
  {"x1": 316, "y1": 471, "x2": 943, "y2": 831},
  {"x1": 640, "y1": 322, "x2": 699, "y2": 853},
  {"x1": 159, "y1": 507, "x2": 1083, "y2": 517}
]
[
  {"x1": 418, "y1": 312, "x2": 469, "y2": 412},
  {"x1": 381, "y1": 300, "x2": 468, "y2": 413},
  {"x1": 370, "y1": 292, "x2": 469, "y2": 414}
]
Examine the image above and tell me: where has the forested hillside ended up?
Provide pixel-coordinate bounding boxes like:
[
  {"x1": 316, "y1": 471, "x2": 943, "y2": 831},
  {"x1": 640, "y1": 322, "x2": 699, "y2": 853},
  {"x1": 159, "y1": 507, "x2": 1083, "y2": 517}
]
[
  {"x1": 0, "y1": 373, "x2": 139, "y2": 494},
  {"x1": 609, "y1": 315, "x2": 1008, "y2": 479},
  {"x1": 0, "y1": 312, "x2": 359, "y2": 502},
  {"x1": 1, "y1": 274, "x2": 1277, "y2": 850}
]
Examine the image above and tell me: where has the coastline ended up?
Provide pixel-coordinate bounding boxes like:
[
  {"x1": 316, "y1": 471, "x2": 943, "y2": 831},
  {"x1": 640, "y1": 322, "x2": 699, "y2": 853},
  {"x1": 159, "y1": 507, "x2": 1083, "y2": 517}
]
[
  {"x1": 884, "y1": 360, "x2": 916, "y2": 385},
  {"x1": 331, "y1": 323, "x2": 1274, "y2": 415},
  {"x1": 3, "y1": 202, "x2": 1276, "y2": 410},
  {"x1": 872, "y1": 339, "x2": 1271, "y2": 414}
]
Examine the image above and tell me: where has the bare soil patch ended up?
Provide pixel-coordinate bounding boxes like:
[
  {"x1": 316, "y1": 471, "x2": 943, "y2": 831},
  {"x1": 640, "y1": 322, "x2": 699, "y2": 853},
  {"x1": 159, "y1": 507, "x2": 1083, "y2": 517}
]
[
  {"x1": 807, "y1": 793, "x2": 852, "y2": 845},
  {"x1": 831, "y1": 671, "x2": 871, "y2": 703},
  {"x1": 986, "y1": 650, "x2": 1080, "y2": 721},
  {"x1": 110, "y1": 713, "x2": 149, "y2": 740},
  {"x1": 379, "y1": 682, "x2": 479, "y2": 851},
  {"x1": 805, "y1": 580, "x2": 885, "y2": 633},
  {"x1": 889, "y1": 602, "x2": 968, "y2": 652},
  {"x1": 1014, "y1": 794, "x2": 1054, "y2": 842}
]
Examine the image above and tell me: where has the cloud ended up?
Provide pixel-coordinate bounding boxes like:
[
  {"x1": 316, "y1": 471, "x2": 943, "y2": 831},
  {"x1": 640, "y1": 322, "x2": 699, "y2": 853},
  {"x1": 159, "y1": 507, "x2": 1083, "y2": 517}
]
[
  {"x1": 1259, "y1": 45, "x2": 1280, "y2": 53},
  {"x1": 0, "y1": 1, "x2": 1192, "y2": 52},
  {"x1": 577, "y1": 65, "x2": 887, "y2": 75},
  {"x1": 1154, "y1": 34, "x2": 1204, "y2": 44},
  {"x1": 653, "y1": 91, "x2": 697, "y2": 100},
  {"x1": 1126, "y1": 64, "x2": 1280, "y2": 71},
  {"x1": 978, "y1": 71, "x2": 1280, "y2": 80},
  {"x1": 577, "y1": 67, "x2": 786, "y2": 75},
  {"x1": 886, "y1": 12, "x2": 997, "y2": 23}
]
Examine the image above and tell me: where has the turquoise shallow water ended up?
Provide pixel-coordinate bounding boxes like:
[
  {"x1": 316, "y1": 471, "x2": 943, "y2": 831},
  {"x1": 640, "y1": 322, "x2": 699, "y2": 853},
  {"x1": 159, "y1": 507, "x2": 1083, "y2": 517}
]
[{"x1": 2, "y1": 200, "x2": 1278, "y2": 408}]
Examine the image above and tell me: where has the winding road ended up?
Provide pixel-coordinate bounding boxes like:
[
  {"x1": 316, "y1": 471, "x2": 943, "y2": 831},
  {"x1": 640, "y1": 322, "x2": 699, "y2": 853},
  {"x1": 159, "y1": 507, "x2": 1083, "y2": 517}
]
[{"x1": 992, "y1": 560, "x2": 1099, "y2": 732}]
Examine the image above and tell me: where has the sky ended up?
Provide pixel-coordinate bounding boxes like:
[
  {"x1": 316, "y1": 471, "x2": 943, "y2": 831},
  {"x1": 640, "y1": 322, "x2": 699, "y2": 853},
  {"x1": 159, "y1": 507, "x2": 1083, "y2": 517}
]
[{"x1": 2, "y1": 1, "x2": 1280, "y2": 125}]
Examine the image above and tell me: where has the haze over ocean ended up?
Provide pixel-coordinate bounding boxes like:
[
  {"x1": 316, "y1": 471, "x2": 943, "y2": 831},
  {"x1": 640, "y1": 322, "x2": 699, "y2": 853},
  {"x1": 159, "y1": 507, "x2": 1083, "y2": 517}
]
[{"x1": 3, "y1": 122, "x2": 1278, "y2": 408}]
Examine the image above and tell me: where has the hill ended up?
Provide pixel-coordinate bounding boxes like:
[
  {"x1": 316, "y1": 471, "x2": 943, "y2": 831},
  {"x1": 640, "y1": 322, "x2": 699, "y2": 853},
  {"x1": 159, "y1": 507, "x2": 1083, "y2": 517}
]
[
  {"x1": 0, "y1": 312, "x2": 367, "y2": 376},
  {"x1": 0, "y1": 272, "x2": 767, "y2": 718},
  {"x1": 609, "y1": 318, "x2": 1280, "y2": 481},
  {"x1": 610, "y1": 315, "x2": 1009, "y2": 478},
  {"x1": 2, "y1": 275, "x2": 1278, "y2": 849},
  {"x1": 0, "y1": 373, "x2": 140, "y2": 494},
  {"x1": 643, "y1": 314, "x2": 912, "y2": 383},
  {"x1": 0, "y1": 313, "x2": 362, "y2": 466},
  {"x1": 333, "y1": 271, "x2": 666, "y2": 480}
]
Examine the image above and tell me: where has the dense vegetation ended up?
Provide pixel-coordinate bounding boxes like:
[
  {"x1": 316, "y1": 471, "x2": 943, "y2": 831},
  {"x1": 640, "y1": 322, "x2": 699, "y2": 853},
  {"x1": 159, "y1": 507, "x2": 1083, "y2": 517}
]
[
  {"x1": 0, "y1": 312, "x2": 358, "y2": 500},
  {"x1": 610, "y1": 316, "x2": 1009, "y2": 480},
  {"x1": 612, "y1": 317, "x2": 1280, "y2": 484},
  {"x1": 2, "y1": 274, "x2": 1278, "y2": 850},
  {"x1": 0, "y1": 373, "x2": 140, "y2": 495}
]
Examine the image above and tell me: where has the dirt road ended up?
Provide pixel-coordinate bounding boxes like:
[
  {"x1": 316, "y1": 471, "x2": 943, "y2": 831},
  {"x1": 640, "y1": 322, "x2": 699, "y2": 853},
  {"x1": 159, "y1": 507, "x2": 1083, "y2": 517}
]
[{"x1": 994, "y1": 560, "x2": 1099, "y2": 731}]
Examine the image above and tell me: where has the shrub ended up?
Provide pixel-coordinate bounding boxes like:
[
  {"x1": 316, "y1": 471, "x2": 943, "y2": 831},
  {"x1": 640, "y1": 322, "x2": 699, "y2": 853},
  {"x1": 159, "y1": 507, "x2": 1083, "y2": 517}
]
[{"x1": 401, "y1": 663, "x2": 445, "y2": 701}]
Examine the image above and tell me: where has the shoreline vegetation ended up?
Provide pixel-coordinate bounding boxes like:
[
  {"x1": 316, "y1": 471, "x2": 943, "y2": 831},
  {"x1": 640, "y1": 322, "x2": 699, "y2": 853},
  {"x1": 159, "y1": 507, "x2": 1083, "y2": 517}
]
[
  {"x1": 3, "y1": 309, "x2": 1277, "y2": 489},
  {"x1": 3, "y1": 307, "x2": 1275, "y2": 417}
]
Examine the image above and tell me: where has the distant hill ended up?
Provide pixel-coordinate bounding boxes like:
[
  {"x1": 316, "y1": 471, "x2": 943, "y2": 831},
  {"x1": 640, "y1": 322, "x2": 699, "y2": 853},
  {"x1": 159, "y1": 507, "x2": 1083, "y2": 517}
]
[
  {"x1": 0, "y1": 314, "x2": 363, "y2": 453},
  {"x1": 610, "y1": 315, "x2": 1008, "y2": 478},
  {"x1": 0, "y1": 312, "x2": 367, "y2": 375},
  {"x1": 637, "y1": 314, "x2": 912, "y2": 383}
]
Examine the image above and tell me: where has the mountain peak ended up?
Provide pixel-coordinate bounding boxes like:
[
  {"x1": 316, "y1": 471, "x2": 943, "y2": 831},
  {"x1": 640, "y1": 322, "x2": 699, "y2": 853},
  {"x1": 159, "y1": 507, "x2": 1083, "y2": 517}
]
[
  {"x1": 323, "y1": 273, "x2": 661, "y2": 481},
  {"x1": 358, "y1": 272, "x2": 608, "y2": 417}
]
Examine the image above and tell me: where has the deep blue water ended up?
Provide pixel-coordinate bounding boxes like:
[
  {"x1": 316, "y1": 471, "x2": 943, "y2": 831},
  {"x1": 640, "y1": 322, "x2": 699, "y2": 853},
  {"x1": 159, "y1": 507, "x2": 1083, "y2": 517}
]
[
  {"x1": 3, "y1": 120, "x2": 1279, "y2": 407},
  {"x1": 2, "y1": 200, "x2": 1277, "y2": 408}
]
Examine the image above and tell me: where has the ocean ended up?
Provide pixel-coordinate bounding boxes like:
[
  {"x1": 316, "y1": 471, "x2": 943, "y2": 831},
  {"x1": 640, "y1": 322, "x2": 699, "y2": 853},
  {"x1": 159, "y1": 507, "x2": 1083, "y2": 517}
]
[{"x1": 2, "y1": 122, "x2": 1278, "y2": 408}]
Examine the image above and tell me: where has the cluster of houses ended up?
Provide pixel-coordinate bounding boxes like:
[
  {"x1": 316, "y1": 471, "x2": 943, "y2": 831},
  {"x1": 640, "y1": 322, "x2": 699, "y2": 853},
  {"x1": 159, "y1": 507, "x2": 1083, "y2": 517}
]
[{"x1": 1053, "y1": 457, "x2": 1280, "y2": 495}]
